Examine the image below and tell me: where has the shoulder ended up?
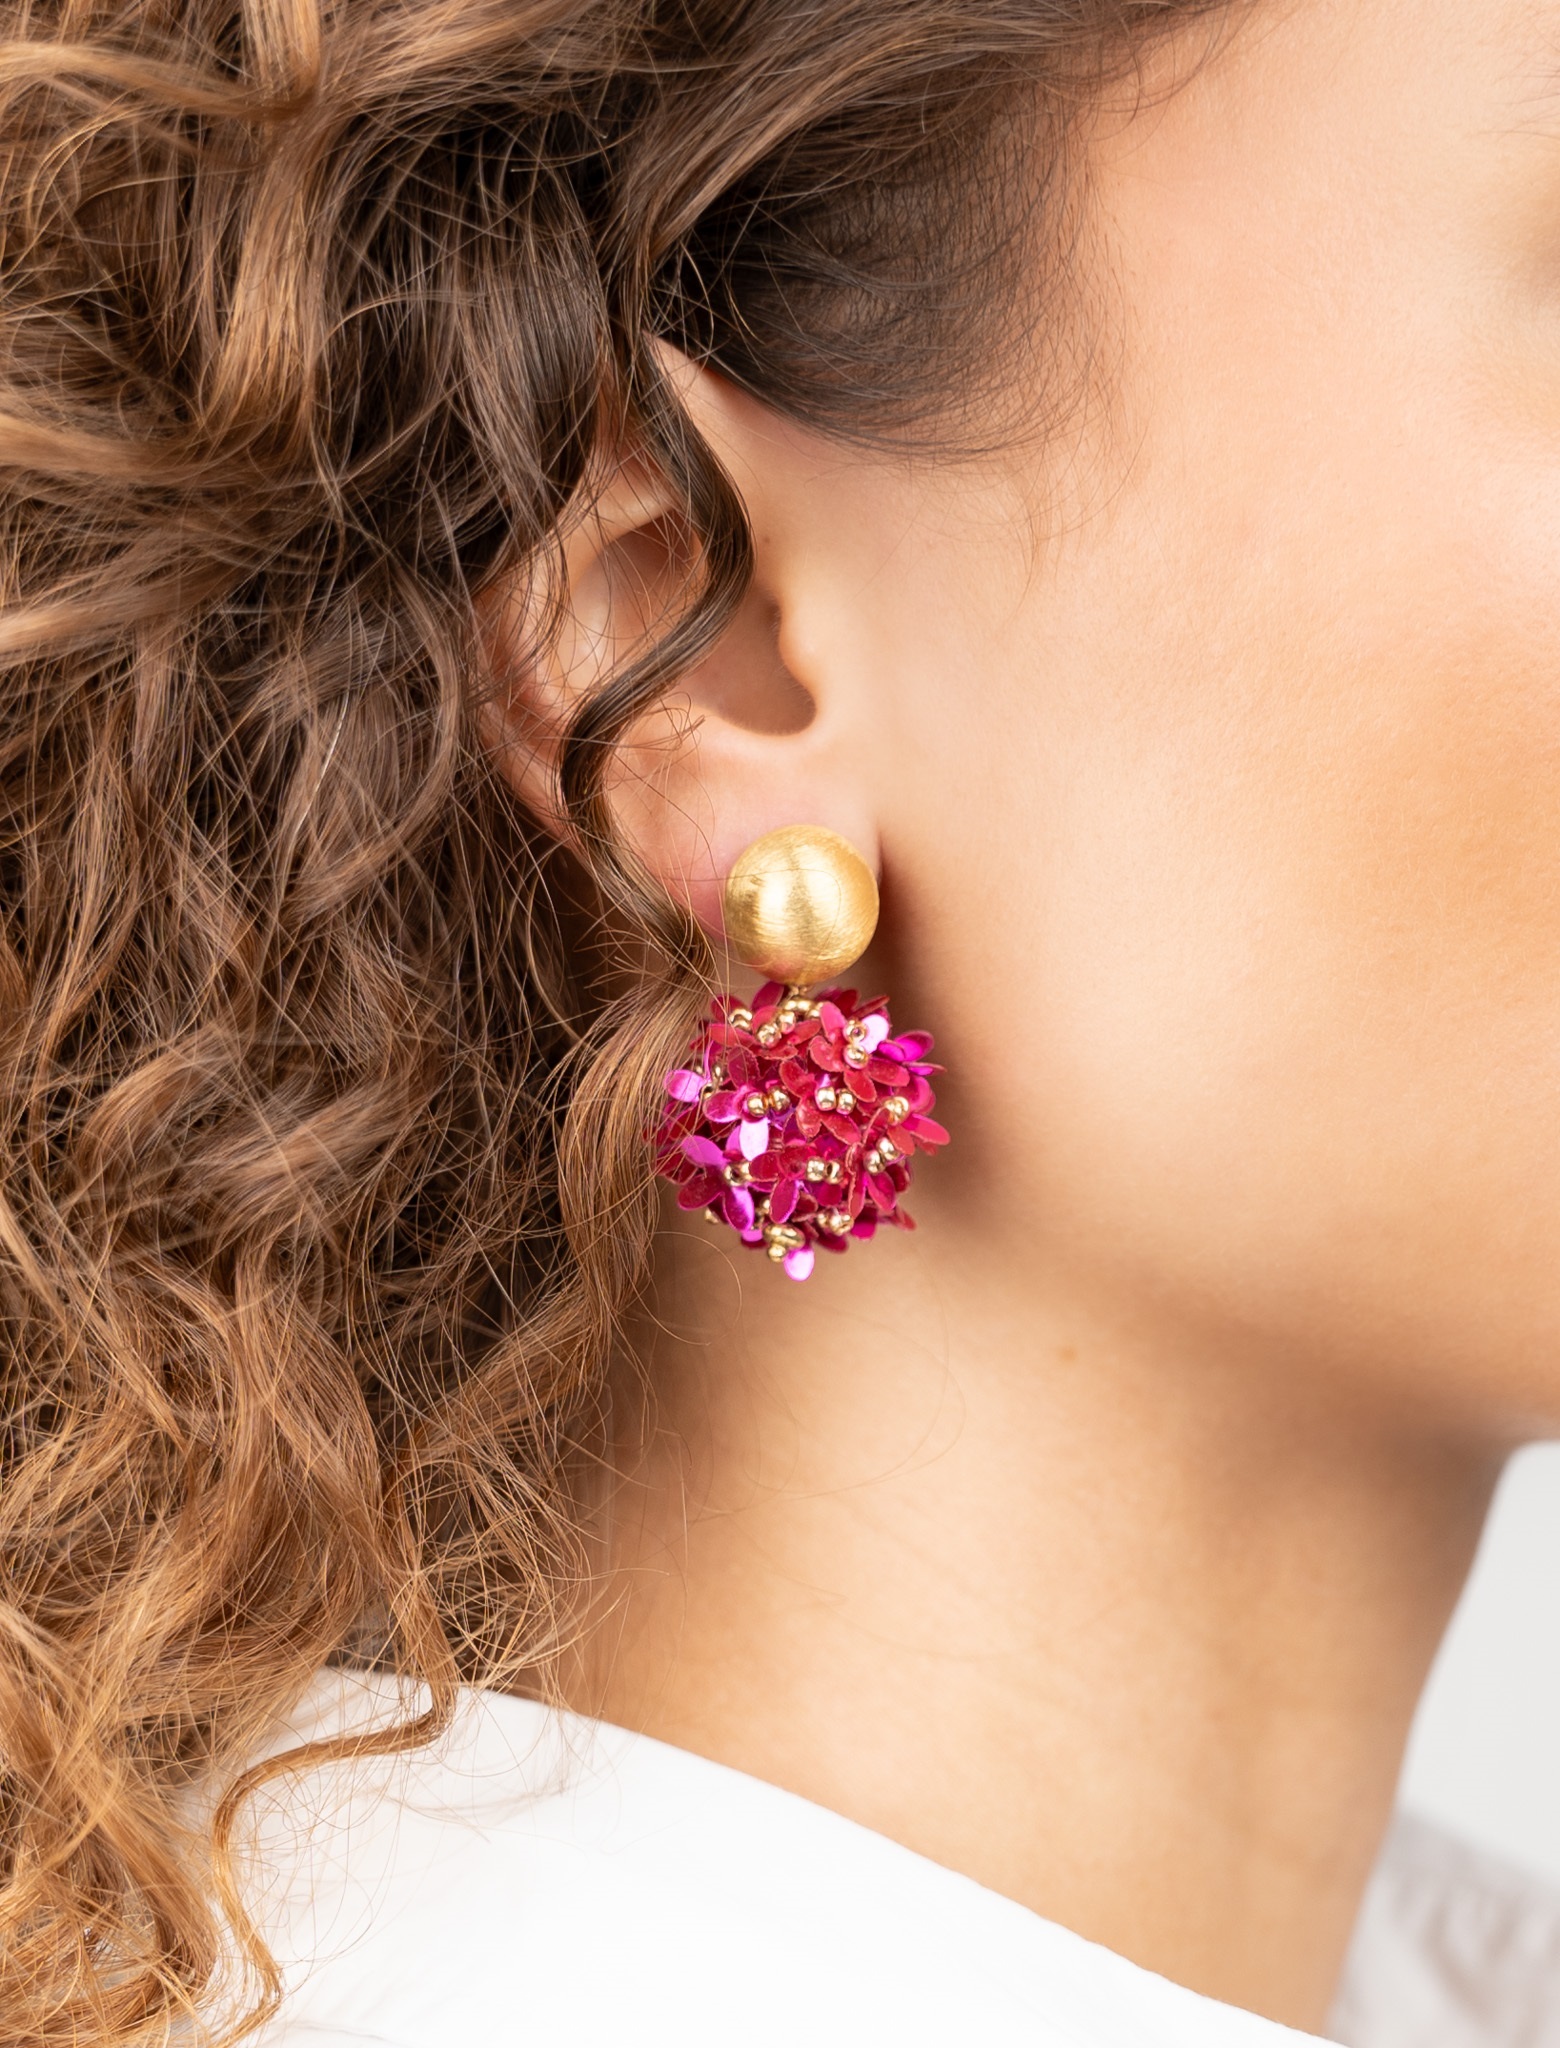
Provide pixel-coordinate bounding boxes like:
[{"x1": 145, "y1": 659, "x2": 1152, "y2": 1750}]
[
  {"x1": 232, "y1": 1676, "x2": 1560, "y2": 2048},
  {"x1": 1332, "y1": 1811, "x2": 1560, "y2": 2046},
  {"x1": 237, "y1": 1673, "x2": 1307, "y2": 2048}
]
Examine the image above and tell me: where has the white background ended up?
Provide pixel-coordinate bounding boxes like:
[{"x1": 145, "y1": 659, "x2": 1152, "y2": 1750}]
[{"x1": 1400, "y1": 1440, "x2": 1560, "y2": 1884}]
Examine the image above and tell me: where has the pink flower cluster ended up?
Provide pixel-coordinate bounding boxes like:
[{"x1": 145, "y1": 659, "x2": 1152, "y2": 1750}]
[{"x1": 655, "y1": 981, "x2": 948, "y2": 1280}]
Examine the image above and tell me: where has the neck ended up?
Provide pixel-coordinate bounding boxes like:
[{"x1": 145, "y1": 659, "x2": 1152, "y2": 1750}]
[{"x1": 573, "y1": 1209, "x2": 1499, "y2": 2035}]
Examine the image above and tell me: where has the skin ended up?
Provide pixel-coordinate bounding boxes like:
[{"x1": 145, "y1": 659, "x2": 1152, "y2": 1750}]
[{"x1": 495, "y1": 0, "x2": 1560, "y2": 2031}]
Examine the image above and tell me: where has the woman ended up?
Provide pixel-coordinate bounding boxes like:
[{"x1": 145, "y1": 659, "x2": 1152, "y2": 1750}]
[{"x1": 3, "y1": 0, "x2": 1558, "y2": 2040}]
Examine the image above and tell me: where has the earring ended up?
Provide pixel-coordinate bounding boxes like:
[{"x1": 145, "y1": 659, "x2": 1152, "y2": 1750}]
[{"x1": 655, "y1": 826, "x2": 948, "y2": 1280}]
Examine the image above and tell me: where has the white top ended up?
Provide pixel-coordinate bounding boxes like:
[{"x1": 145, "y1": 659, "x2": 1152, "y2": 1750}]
[{"x1": 239, "y1": 1674, "x2": 1560, "y2": 2048}]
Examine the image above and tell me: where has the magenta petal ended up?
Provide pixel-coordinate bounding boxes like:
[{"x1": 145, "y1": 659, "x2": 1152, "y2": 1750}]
[
  {"x1": 903, "y1": 1115, "x2": 950, "y2": 1147},
  {"x1": 769, "y1": 1176, "x2": 800, "y2": 1224},
  {"x1": 739, "y1": 1116, "x2": 770, "y2": 1160},
  {"x1": 664, "y1": 1068, "x2": 704, "y2": 1103},
  {"x1": 865, "y1": 1058, "x2": 909, "y2": 1087},
  {"x1": 680, "y1": 1134, "x2": 726, "y2": 1170},
  {"x1": 722, "y1": 1185, "x2": 756, "y2": 1230},
  {"x1": 819, "y1": 1001, "x2": 846, "y2": 1037},
  {"x1": 878, "y1": 1031, "x2": 934, "y2": 1064},
  {"x1": 861, "y1": 1014, "x2": 890, "y2": 1051},
  {"x1": 783, "y1": 1245, "x2": 815, "y2": 1282},
  {"x1": 705, "y1": 1089, "x2": 746, "y2": 1124},
  {"x1": 850, "y1": 1217, "x2": 877, "y2": 1240}
]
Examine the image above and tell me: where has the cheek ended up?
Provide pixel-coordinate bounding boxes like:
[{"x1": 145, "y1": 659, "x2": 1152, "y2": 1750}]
[
  {"x1": 868, "y1": 0, "x2": 1560, "y2": 1412},
  {"x1": 903, "y1": 473, "x2": 1560, "y2": 1417}
]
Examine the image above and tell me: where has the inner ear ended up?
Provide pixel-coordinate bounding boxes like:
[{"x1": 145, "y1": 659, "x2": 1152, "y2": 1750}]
[
  {"x1": 597, "y1": 509, "x2": 815, "y2": 739},
  {"x1": 677, "y1": 580, "x2": 815, "y2": 737}
]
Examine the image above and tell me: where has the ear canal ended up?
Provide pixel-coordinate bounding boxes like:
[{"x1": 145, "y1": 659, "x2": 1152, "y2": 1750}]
[{"x1": 721, "y1": 826, "x2": 880, "y2": 985}]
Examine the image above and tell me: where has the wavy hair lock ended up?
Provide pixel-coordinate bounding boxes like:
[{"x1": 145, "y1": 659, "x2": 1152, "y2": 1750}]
[{"x1": 0, "y1": 2, "x2": 1217, "y2": 2040}]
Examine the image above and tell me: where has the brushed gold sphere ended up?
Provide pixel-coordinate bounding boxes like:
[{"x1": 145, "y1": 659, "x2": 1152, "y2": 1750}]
[{"x1": 721, "y1": 825, "x2": 880, "y2": 985}]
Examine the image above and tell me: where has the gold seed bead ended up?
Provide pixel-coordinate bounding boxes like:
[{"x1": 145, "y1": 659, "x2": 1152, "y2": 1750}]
[
  {"x1": 878, "y1": 1137, "x2": 898, "y2": 1163},
  {"x1": 757, "y1": 1023, "x2": 781, "y2": 1047},
  {"x1": 744, "y1": 1091, "x2": 768, "y2": 1118},
  {"x1": 804, "y1": 1158, "x2": 829, "y2": 1184},
  {"x1": 826, "y1": 1160, "x2": 844, "y2": 1184},
  {"x1": 765, "y1": 1239, "x2": 789, "y2": 1262},
  {"x1": 882, "y1": 1095, "x2": 909, "y2": 1123},
  {"x1": 730, "y1": 1009, "x2": 753, "y2": 1032},
  {"x1": 725, "y1": 1161, "x2": 751, "y2": 1184},
  {"x1": 844, "y1": 1045, "x2": 868, "y2": 1068},
  {"x1": 836, "y1": 1089, "x2": 856, "y2": 1115},
  {"x1": 864, "y1": 1148, "x2": 883, "y2": 1175},
  {"x1": 815, "y1": 1086, "x2": 837, "y2": 1112},
  {"x1": 821, "y1": 1208, "x2": 851, "y2": 1235},
  {"x1": 767, "y1": 1087, "x2": 790, "y2": 1113}
]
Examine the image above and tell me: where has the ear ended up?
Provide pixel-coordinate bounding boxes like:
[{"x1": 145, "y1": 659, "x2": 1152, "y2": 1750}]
[{"x1": 482, "y1": 353, "x2": 884, "y2": 941}]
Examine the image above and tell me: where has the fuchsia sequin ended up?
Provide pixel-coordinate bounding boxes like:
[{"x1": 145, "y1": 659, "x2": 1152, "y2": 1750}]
[{"x1": 655, "y1": 981, "x2": 949, "y2": 1280}]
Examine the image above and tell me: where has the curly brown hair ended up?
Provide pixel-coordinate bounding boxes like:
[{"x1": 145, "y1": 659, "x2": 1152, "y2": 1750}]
[{"x1": 0, "y1": 2, "x2": 1220, "y2": 2041}]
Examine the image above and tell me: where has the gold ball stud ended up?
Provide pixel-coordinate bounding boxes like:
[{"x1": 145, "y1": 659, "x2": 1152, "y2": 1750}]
[{"x1": 721, "y1": 826, "x2": 879, "y2": 987}]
